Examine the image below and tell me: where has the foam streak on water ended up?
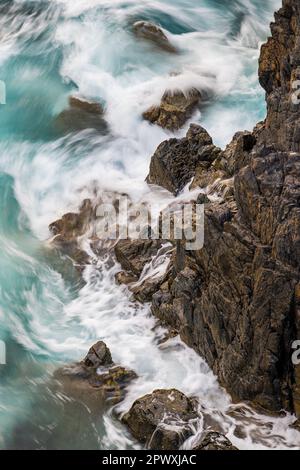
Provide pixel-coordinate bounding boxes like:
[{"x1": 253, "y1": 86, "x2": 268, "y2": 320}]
[{"x1": 0, "y1": 0, "x2": 299, "y2": 450}]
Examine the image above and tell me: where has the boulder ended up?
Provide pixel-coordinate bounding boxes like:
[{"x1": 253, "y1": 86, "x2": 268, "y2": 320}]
[
  {"x1": 83, "y1": 341, "x2": 113, "y2": 368},
  {"x1": 143, "y1": 89, "x2": 201, "y2": 131},
  {"x1": 133, "y1": 21, "x2": 177, "y2": 53},
  {"x1": 146, "y1": 124, "x2": 219, "y2": 195},
  {"x1": 55, "y1": 96, "x2": 108, "y2": 134},
  {"x1": 193, "y1": 432, "x2": 238, "y2": 451},
  {"x1": 122, "y1": 389, "x2": 199, "y2": 450}
]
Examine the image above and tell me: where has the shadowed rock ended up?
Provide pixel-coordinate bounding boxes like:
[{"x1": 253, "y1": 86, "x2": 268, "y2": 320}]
[
  {"x1": 83, "y1": 341, "x2": 113, "y2": 368},
  {"x1": 115, "y1": 239, "x2": 165, "y2": 277},
  {"x1": 146, "y1": 124, "x2": 220, "y2": 195}
]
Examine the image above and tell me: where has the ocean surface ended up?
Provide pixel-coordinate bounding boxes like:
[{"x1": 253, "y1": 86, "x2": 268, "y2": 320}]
[{"x1": 0, "y1": 0, "x2": 299, "y2": 450}]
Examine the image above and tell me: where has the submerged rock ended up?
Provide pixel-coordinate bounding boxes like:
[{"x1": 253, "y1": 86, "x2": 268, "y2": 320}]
[
  {"x1": 143, "y1": 89, "x2": 201, "y2": 131},
  {"x1": 122, "y1": 389, "x2": 199, "y2": 450},
  {"x1": 55, "y1": 341, "x2": 137, "y2": 404},
  {"x1": 133, "y1": 21, "x2": 177, "y2": 53},
  {"x1": 55, "y1": 96, "x2": 108, "y2": 134},
  {"x1": 49, "y1": 199, "x2": 94, "y2": 270},
  {"x1": 193, "y1": 432, "x2": 238, "y2": 451}
]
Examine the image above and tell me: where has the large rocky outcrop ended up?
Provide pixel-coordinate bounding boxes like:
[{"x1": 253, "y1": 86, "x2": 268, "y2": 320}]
[{"x1": 147, "y1": 0, "x2": 300, "y2": 416}]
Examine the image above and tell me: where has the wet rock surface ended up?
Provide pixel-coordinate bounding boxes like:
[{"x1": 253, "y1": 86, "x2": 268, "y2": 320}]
[
  {"x1": 122, "y1": 389, "x2": 199, "y2": 450},
  {"x1": 193, "y1": 432, "x2": 238, "y2": 451},
  {"x1": 55, "y1": 342, "x2": 137, "y2": 404},
  {"x1": 133, "y1": 21, "x2": 177, "y2": 53},
  {"x1": 143, "y1": 89, "x2": 201, "y2": 131}
]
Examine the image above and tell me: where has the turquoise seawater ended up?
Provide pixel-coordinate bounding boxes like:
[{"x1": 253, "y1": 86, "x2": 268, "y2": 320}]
[{"x1": 1, "y1": 0, "x2": 299, "y2": 450}]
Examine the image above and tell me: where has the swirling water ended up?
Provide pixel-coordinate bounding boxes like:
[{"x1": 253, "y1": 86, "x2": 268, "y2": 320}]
[{"x1": 0, "y1": 0, "x2": 299, "y2": 450}]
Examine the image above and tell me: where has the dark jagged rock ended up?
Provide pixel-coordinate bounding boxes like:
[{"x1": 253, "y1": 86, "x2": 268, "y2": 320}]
[
  {"x1": 49, "y1": 199, "x2": 94, "y2": 269},
  {"x1": 55, "y1": 342, "x2": 137, "y2": 404},
  {"x1": 115, "y1": 239, "x2": 164, "y2": 276},
  {"x1": 83, "y1": 341, "x2": 113, "y2": 368},
  {"x1": 143, "y1": 89, "x2": 202, "y2": 131},
  {"x1": 146, "y1": 124, "x2": 220, "y2": 195},
  {"x1": 55, "y1": 96, "x2": 108, "y2": 134},
  {"x1": 133, "y1": 21, "x2": 177, "y2": 53},
  {"x1": 122, "y1": 389, "x2": 199, "y2": 450},
  {"x1": 114, "y1": 239, "x2": 172, "y2": 302},
  {"x1": 193, "y1": 432, "x2": 238, "y2": 451},
  {"x1": 146, "y1": 0, "x2": 300, "y2": 416}
]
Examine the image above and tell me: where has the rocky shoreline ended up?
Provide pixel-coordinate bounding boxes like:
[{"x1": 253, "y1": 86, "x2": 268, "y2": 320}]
[{"x1": 49, "y1": 0, "x2": 300, "y2": 449}]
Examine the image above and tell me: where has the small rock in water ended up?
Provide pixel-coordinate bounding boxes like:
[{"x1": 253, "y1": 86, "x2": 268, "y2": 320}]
[
  {"x1": 193, "y1": 431, "x2": 238, "y2": 451},
  {"x1": 83, "y1": 341, "x2": 113, "y2": 368},
  {"x1": 133, "y1": 21, "x2": 177, "y2": 53},
  {"x1": 122, "y1": 389, "x2": 199, "y2": 450},
  {"x1": 54, "y1": 342, "x2": 137, "y2": 404},
  {"x1": 54, "y1": 96, "x2": 108, "y2": 134},
  {"x1": 143, "y1": 89, "x2": 201, "y2": 131}
]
